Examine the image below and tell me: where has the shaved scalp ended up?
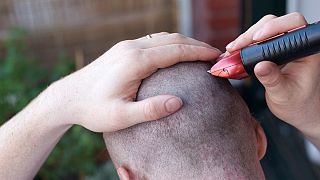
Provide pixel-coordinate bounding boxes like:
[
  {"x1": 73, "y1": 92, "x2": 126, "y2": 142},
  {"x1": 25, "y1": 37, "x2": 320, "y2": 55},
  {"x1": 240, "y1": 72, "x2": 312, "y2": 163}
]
[{"x1": 104, "y1": 62, "x2": 264, "y2": 180}]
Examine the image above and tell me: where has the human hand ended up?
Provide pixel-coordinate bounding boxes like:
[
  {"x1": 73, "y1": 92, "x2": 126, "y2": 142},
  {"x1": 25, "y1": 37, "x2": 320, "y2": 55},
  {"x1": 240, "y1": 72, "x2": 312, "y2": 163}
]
[
  {"x1": 225, "y1": 13, "x2": 320, "y2": 139},
  {"x1": 53, "y1": 33, "x2": 220, "y2": 132}
]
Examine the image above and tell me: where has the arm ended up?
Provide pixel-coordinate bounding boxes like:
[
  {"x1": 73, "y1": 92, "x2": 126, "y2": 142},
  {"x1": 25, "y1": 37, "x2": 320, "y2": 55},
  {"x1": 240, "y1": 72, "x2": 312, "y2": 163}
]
[
  {"x1": 0, "y1": 82, "x2": 71, "y2": 179},
  {"x1": 226, "y1": 13, "x2": 320, "y2": 148},
  {"x1": 0, "y1": 32, "x2": 221, "y2": 179}
]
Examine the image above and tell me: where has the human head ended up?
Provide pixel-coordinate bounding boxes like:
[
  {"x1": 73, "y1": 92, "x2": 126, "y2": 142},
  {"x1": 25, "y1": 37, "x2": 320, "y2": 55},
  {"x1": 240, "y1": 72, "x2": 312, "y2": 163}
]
[{"x1": 104, "y1": 62, "x2": 267, "y2": 180}]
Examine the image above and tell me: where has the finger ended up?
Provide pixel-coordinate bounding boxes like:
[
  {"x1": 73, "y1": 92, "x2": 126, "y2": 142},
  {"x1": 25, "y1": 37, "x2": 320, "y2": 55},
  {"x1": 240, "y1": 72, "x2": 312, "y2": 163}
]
[
  {"x1": 124, "y1": 95, "x2": 183, "y2": 125},
  {"x1": 253, "y1": 12, "x2": 307, "y2": 41},
  {"x1": 227, "y1": 14, "x2": 277, "y2": 52},
  {"x1": 137, "y1": 33, "x2": 217, "y2": 50},
  {"x1": 210, "y1": 52, "x2": 230, "y2": 64},
  {"x1": 137, "y1": 44, "x2": 221, "y2": 76},
  {"x1": 254, "y1": 61, "x2": 288, "y2": 98}
]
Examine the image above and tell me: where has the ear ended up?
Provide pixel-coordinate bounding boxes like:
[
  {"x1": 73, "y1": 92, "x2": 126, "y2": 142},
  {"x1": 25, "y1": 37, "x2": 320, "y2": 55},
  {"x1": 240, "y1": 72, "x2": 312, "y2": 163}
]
[
  {"x1": 117, "y1": 166, "x2": 130, "y2": 180},
  {"x1": 252, "y1": 118, "x2": 267, "y2": 160}
]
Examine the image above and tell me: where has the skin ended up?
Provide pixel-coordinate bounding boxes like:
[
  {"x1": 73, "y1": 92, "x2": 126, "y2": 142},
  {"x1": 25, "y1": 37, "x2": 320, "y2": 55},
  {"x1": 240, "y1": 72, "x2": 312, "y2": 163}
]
[
  {"x1": 226, "y1": 12, "x2": 320, "y2": 148},
  {"x1": 106, "y1": 62, "x2": 267, "y2": 180},
  {"x1": 0, "y1": 32, "x2": 221, "y2": 179},
  {"x1": 116, "y1": 119, "x2": 267, "y2": 180}
]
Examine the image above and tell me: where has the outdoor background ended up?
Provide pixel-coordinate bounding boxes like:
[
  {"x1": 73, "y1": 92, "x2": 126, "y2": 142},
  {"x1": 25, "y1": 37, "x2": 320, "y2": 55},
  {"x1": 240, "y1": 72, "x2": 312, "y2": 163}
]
[{"x1": 0, "y1": 0, "x2": 320, "y2": 179}]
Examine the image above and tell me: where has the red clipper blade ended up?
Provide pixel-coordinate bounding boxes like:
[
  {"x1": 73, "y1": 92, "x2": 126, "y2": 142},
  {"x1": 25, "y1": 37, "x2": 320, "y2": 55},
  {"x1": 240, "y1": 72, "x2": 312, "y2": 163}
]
[{"x1": 209, "y1": 51, "x2": 249, "y2": 80}]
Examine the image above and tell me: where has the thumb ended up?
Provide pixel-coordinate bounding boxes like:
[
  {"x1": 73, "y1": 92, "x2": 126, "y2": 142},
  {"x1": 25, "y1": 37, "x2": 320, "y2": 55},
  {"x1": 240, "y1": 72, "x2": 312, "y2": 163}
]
[
  {"x1": 125, "y1": 95, "x2": 183, "y2": 126},
  {"x1": 254, "y1": 61, "x2": 287, "y2": 99}
]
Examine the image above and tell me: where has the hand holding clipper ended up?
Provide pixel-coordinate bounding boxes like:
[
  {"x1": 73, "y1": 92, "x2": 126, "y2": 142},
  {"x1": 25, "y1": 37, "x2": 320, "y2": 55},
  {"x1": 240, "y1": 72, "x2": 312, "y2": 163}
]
[
  {"x1": 220, "y1": 13, "x2": 320, "y2": 149},
  {"x1": 209, "y1": 20, "x2": 320, "y2": 79}
]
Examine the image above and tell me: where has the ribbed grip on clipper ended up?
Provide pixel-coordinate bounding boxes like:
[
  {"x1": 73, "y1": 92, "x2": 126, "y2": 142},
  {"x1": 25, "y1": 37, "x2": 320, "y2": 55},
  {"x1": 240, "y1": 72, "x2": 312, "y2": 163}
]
[
  {"x1": 240, "y1": 21, "x2": 320, "y2": 75},
  {"x1": 261, "y1": 32, "x2": 310, "y2": 60}
]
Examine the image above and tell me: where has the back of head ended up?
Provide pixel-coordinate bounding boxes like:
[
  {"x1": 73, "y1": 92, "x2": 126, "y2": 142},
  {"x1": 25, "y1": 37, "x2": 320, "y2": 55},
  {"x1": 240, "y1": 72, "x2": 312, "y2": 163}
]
[{"x1": 104, "y1": 62, "x2": 264, "y2": 179}]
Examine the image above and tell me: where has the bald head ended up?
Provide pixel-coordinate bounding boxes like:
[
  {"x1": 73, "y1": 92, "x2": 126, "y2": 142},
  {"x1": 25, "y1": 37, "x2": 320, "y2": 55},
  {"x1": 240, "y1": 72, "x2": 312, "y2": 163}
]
[{"x1": 104, "y1": 62, "x2": 266, "y2": 179}]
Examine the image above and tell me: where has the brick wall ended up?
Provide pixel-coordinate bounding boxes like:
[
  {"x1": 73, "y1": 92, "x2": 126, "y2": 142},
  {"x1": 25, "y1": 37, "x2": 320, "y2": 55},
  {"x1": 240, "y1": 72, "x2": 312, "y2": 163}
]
[
  {"x1": 0, "y1": 0, "x2": 178, "y2": 66},
  {"x1": 192, "y1": 0, "x2": 241, "y2": 51},
  {"x1": 1, "y1": 0, "x2": 240, "y2": 64}
]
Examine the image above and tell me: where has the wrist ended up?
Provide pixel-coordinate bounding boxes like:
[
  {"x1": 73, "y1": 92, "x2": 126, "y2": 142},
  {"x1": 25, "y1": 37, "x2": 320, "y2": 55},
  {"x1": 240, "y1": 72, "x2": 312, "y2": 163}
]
[
  {"x1": 276, "y1": 103, "x2": 320, "y2": 144},
  {"x1": 37, "y1": 79, "x2": 75, "y2": 127},
  {"x1": 300, "y1": 126, "x2": 320, "y2": 141},
  {"x1": 303, "y1": 131, "x2": 320, "y2": 149},
  {"x1": 0, "y1": 79, "x2": 74, "y2": 178},
  {"x1": 295, "y1": 118, "x2": 320, "y2": 147}
]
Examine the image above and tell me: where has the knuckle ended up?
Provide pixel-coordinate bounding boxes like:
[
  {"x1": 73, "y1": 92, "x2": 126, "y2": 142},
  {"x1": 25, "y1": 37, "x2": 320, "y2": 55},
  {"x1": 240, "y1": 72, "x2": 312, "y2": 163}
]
[
  {"x1": 264, "y1": 75, "x2": 281, "y2": 88},
  {"x1": 171, "y1": 33, "x2": 186, "y2": 41},
  {"x1": 115, "y1": 40, "x2": 135, "y2": 49},
  {"x1": 143, "y1": 101, "x2": 160, "y2": 120},
  {"x1": 159, "y1": 32, "x2": 170, "y2": 35},
  {"x1": 263, "y1": 14, "x2": 277, "y2": 20},
  {"x1": 291, "y1": 12, "x2": 306, "y2": 23}
]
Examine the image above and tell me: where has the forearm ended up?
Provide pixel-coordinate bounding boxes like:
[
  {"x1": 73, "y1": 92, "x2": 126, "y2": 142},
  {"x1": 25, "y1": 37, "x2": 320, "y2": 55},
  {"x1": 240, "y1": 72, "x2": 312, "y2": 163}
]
[{"x1": 0, "y1": 82, "x2": 72, "y2": 179}]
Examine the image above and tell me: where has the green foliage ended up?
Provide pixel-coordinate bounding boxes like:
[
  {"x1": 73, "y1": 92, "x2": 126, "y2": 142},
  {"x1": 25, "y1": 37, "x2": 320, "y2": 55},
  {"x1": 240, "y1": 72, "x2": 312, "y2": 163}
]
[
  {"x1": 38, "y1": 126, "x2": 105, "y2": 179},
  {"x1": 0, "y1": 28, "x2": 110, "y2": 179},
  {"x1": 0, "y1": 28, "x2": 46, "y2": 124},
  {"x1": 87, "y1": 161, "x2": 119, "y2": 180}
]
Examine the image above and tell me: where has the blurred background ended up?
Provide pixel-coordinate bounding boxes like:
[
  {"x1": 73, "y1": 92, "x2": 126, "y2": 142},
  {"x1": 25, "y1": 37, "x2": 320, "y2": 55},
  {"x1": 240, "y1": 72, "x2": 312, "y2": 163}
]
[{"x1": 0, "y1": 0, "x2": 320, "y2": 179}]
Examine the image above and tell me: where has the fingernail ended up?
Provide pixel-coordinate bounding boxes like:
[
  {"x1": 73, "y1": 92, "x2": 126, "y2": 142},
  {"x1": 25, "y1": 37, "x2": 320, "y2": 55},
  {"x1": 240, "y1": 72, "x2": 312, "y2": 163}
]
[
  {"x1": 253, "y1": 30, "x2": 263, "y2": 40},
  {"x1": 165, "y1": 97, "x2": 183, "y2": 113},
  {"x1": 256, "y1": 66, "x2": 272, "y2": 77},
  {"x1": 219, "y1": 51, "x2": 230, "y2": 58},
  {"x1": 226, "y1": 41, "x2": 235, "y2": 50}
]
